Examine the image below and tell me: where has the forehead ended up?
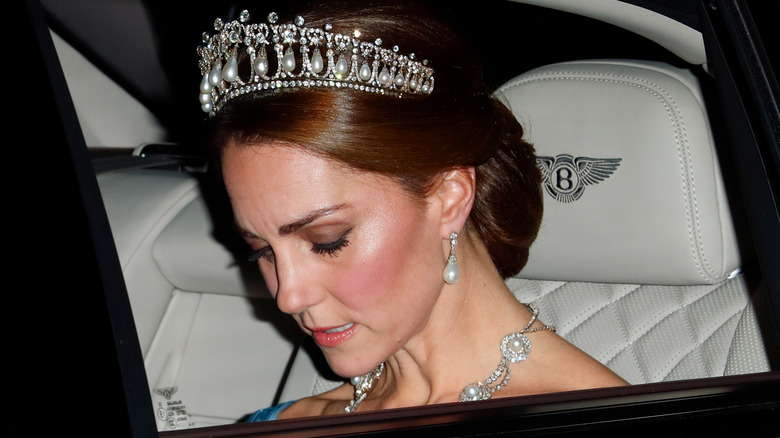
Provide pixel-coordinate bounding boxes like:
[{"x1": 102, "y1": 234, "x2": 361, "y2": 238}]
[
  {"x1": 221, "y1": 142, "x2": 403, "y2": 230},
  {"x1": 222, "y1": 142, "x2": 365, "y2": 194}
]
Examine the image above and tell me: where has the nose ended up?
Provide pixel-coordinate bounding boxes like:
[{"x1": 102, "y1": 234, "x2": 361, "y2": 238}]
[{"x1": 272, "y1": 253, "x2": 325, "y2": 315}]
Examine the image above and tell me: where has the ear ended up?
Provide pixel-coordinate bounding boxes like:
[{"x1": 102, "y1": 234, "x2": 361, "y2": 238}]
[{"x1": 433, "y1": 167, "x2": 475, "y2": 239}]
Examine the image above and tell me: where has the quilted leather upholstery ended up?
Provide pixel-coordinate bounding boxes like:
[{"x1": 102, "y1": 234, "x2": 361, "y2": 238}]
[{"x1": 508, "y1": 276, "x2": 769, "y2": 384}]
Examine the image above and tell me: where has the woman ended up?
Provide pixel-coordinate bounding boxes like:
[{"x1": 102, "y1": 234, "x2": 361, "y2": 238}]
[{"x1": 198, "y1": 0, "x2": 627, "y2": 420}]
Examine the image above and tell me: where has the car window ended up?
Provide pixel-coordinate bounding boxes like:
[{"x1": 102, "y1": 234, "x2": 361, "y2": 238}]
[{"x1": 34, "y1": 0, "x2": 779, "y2": 435}]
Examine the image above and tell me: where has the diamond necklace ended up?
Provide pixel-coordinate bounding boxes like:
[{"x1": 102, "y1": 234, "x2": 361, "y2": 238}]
[
  {"x1": 345, "y1": 303, "x2": 555, "y2": 412},
  {"x1": 459, "y1": 303, "x2": 555, "y2": 401},
  {"x1": 345, "y1": 362, "x2": 385, "y2": 413}
]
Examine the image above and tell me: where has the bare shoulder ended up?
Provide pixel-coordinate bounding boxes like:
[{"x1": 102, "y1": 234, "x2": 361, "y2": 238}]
[
  {"x1": 510, "y1": 329, "x2": 628, "y2": 396},
  {"x1": 276, "y1": 383, "x2": 355, "y2": 419}
]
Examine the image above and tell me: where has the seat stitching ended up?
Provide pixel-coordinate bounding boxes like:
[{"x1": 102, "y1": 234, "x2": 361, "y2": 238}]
[
  {"x1": 530, "y1": 280, "x2": 571, "y2": 325},
  {"x1": 532, "y1": 281, "x2": 651, "y2": 383},
  {"x1": 674, "y1": 284, "x2": 706, "y2": 377},
  {"x1": 557, "y1": 284, "x2": 650, "y2": 380},
  {"x1": 557, "y1": 283, "x2": 639, "y2": 335},
  {"x1": 603, "y1": 284, "x2": 645, "y2": 381},
  {"x1": 660, "y1": 308, "x2": 744, "y2": 380},
  {"x1": 593, "y1": 284, "x2": 699, "y2": 363},
  {"x1": 533, "y1": 280, "x2": 569, "y2": 300},
  {"x1": 599, "y1": 281, "x2": 741, "y2": 380},
  {"x1": 504, "y1": 73, "x2": 711, "y2": 280},
  {"x1": 499, "y1": 70, "x2": 718, "y2": 283}
]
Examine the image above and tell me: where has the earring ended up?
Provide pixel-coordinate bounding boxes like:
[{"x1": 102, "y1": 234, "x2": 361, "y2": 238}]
[{"x1": 443, "y1": 232, "x2": 460, "y2": 284}]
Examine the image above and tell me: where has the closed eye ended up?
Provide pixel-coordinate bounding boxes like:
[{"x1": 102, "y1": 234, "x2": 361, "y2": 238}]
[
  {"x1": 248, "y1": 246, "x2": 275, "y2": 264},
  {"x1": 311, "y1": 229, "x2": 351, "y2": 257}
]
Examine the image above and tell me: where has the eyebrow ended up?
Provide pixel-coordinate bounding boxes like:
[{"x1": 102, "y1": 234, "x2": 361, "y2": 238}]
[
  {"x1": 278, "y1": 204, "x2": 349, "y2": 236},
  {"x1": 235, "y1": 204, "x2": 349, "y2": 239}
]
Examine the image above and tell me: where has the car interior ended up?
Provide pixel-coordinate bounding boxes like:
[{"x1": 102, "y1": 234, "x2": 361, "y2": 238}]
[{"x1": 39, "y1": 0, "x2": 777, "y2": 433}]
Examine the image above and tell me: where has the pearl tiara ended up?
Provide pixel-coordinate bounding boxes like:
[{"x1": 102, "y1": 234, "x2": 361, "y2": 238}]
[{"x1": 197, "y1": 10, "x2": 435, "y2": 115}]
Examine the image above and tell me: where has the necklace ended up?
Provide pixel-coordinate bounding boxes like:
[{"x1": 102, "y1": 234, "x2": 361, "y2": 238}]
[
  {"x1": 459, "y1": 303, "x2": 555, "y2": 401},
  {"x1": 344, "y1": 362, "x2": 385, "y2": 413},
  {"x1": 345, "y1": 303, "x2": 555, "y2": 411}
]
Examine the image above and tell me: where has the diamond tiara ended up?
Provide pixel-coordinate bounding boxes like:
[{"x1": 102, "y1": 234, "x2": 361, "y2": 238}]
[{"x1": 197, "y1": 10, "x2": 435, "y2": 115}]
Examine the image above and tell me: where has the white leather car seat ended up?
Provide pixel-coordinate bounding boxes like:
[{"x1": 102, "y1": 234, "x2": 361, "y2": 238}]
[
  {"x1": 277, "y1": 60, "x2": 772, "y2": 400},
  {"x1": 497, "y1": 60, "x2": 770, "y2": 383},
  {"x1": 98, "y1": 169, "x2": 303, "y2": 430}
]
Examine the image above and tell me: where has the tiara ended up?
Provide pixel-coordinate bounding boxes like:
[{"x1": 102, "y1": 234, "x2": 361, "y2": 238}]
[{"x1": 197, "y1": 10, "x2": 435, "y2": 115}]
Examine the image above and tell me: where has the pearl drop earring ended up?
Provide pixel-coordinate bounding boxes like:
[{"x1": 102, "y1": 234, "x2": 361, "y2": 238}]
[{"x1": 443, "y1": 232, "x2": 460, "y2": 284}]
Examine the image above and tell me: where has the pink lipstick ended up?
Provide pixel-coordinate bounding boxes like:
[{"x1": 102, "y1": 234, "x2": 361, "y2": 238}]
[{"x1": 311, "y1": 323, "x2": 357, "y2": 347}]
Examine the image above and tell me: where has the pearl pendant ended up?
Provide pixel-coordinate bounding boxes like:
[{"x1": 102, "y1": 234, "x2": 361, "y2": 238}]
[
  {"x1": 222, "y1": 56, "x2": 238, "y2": 82},
  {"x1": 199, "y1": 92, "x2": 211, "y2": 105},
  {"x1": 409, "y1": 75, "x2": 419, "y2": 90},
  {"x1": 443, "y1": 259, "x2": 460, "y2": 284},
  {"x1": 394, "y1": 73, "x2": 405, "y2": 87},
  {"x1": 201, "y1": 102, "x2": 213, "y2": 113},
  {"x1": 335, "y1": 55, "x2": 349, "y2": 78},
  {"x1": 378, "y1": 66, "x2": 392, "y2": 86},
  {"x1": 208, "y1": 64, "x2": 222, "y2": 87},
  {"x1": 359, "y1": 62, "x2": 372, "y2": 81},
  {"x1": 282, "y1": 47, "x2": 296, "y2": 72},
  {"x1": 254, "y1": 56, "x2": 269, "y2": 76},
  {"x1": 310, "y1": 48, "x2": 324, "y2": 74},
  {"x1": 200, "y1": 73, "x2": 213, "y2": 93}
]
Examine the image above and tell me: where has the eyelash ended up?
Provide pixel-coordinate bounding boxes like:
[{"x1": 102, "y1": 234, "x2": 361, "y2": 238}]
[
  {"x1": 247, "y1": 246, "x2": 274, "y2": 263},
  {"x1": 311, "y1": 232, "x2": 351, "y2": 257},
  {"x1": 246, "y1": 230, "x2": 351, "y2": 262}
]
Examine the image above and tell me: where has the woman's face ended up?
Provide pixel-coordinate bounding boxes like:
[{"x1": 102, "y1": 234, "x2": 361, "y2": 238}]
[{"x1": 222, "y1": 143, "x2": 447, "y2": 377}]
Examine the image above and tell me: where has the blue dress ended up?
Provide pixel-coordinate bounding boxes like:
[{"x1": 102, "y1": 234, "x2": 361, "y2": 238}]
[{"x1": 247, "y1": 400, "x2": 296, "y2": 422}]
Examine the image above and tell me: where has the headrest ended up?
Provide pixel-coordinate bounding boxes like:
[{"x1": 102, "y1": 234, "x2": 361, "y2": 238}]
[
  {"x1": 153, "y1": 196, "x2": 269, "y2": 298},
  {"x1": 496, "y1": 60, "x2": 740, "y2": 285},
  {"x1": 99, "y1": 168, "x2": 268, "y2": 298}
]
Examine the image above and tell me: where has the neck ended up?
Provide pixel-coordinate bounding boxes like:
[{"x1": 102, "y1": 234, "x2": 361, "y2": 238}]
[{"x1": 368, "y1": 231, "x2": 533, "y2": 409}]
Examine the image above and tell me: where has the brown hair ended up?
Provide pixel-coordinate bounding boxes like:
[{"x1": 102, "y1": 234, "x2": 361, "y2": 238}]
[{"x1": 209, "y1": 0, "x2": 542, "y2": 278}]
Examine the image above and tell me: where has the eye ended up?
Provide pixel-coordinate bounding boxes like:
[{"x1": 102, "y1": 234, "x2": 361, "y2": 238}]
[
  {"x1": 248, "y1": 246, "x2": 275, "y2": 264},
  {"x1": 311, "y1": 230, "x2": 351, "y2": 257}
]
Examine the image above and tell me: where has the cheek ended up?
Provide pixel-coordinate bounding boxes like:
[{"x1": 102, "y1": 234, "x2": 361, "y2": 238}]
[
  {"x1": 332, "y1": 237, "x2": 401, "y2": 309},
  {"x1": 332, "y1": 212, "x2": 435, "y2": 311}
]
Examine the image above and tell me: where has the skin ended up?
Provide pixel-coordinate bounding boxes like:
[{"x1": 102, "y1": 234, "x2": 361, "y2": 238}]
[{"x1": 222, "y1": 141, "x2": 628, "y2": 418}]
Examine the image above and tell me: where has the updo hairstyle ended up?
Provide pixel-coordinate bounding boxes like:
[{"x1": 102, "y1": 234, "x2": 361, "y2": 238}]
[{"x1": 209, "y1": 0, "x2": 543, "y2": 278}]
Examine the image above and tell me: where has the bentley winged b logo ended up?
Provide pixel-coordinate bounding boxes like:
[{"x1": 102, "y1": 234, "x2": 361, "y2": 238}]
[
  {"x1": 154, "y1": 386, "x2": 179, "y2": 400},
  {"x1": 536, "y1": 154, "x2": 622, "y2": 203}
]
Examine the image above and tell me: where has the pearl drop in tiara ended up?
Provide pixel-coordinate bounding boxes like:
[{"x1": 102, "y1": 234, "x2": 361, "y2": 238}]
[{"x1": 197, "y1": 10, "x2": 435, "y2": 116}]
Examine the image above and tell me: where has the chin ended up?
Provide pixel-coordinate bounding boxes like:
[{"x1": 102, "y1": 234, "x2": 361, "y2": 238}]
[{"x1": 321, "y1": 350, "x2": 382, "y2": 379}]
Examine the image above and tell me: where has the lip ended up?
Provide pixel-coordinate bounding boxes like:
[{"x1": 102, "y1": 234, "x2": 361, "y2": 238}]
[{"x1": 310, "y1": 323, "x2": 358, "y2": 347}]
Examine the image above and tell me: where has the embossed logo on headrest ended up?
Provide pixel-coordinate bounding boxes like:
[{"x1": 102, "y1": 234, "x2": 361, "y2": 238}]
[
  {"x1": 154, "y1": 386, "x2": 179, "y2": 400},
  {"x1": 536, "y1": 154, "x2": 621, "y2": 203}
]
